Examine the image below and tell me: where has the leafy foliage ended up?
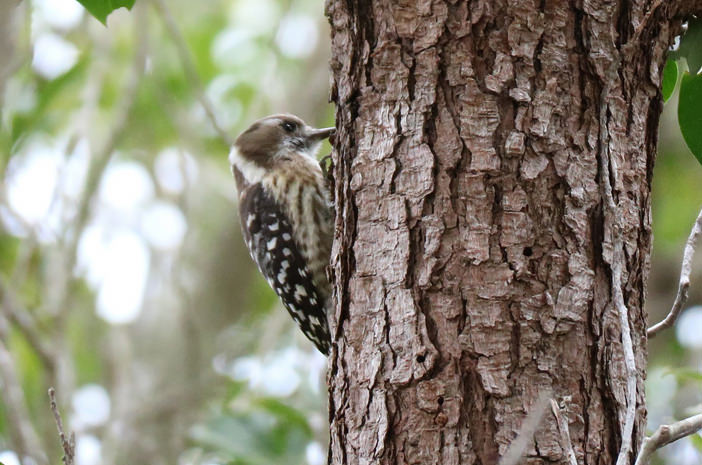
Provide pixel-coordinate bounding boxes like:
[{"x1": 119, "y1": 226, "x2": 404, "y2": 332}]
[
  {"x1": 662, "y1": 59, "x2": 677, "y2": 102},
  {"x1": 677, "y1": 18, "x2": 702, "y2": 75},
  {"x1": 665, "y1": 19, "x2": 702, "y2": 167},
  {"x1": 691, "y1": 433, "x2": 702, "y2": 453},
  {"x1": 75, "y1": 0, "x2": 136, "y2": 25},
  {"x1": 0, "y1": 0, "x2": 332, "y2": 463},
  {"x1": 191, "y1": 390, "x2": 314, "y2": 465},
  {"x1": 679, "y1": 72, "x2": 702, "y2": 166}
]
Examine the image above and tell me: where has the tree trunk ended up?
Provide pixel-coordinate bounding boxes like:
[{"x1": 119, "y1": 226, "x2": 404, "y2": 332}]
[{"x1": 326, "y1": 1, "x2": 702, "y2": 464}]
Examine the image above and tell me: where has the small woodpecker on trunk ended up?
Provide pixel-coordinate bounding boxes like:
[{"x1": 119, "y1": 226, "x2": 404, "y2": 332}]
[{"x1": 229, "y1": 114, "x2": 335, "y2": 355}]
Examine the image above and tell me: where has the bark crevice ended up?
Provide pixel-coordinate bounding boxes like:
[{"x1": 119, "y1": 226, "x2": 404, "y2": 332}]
[{"x1": 326, "y1": 1, "x2": 702, "y2": 464}]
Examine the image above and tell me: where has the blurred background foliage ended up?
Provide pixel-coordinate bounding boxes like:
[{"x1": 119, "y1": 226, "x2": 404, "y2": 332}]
[
  {"x1": 0, "y1": 0, "x2": 332, "y2": 464},
  {"x1": 0, "y1": 1, "x2": 700, "y2": 465}
]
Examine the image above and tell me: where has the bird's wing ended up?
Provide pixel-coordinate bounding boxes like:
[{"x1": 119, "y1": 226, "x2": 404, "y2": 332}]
[{"x1": 238, "y1": 183, "x2": 331, "y2": 354}]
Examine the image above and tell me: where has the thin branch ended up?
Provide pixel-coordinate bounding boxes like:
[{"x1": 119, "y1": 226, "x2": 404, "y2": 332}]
[
  {"x1": 151, "y1": 0, "x2": 234, "y2": 147},
  {"x1": 648, "y1": 206, "x2": 702, "y2": 338},
  {"x1": 499, "y1": 392, "x2": 551, "y2": 465},
  {"x1": 0, "y1": 335, "x2": 48, "y2": 465},
  {"x1": 0, "y1": 276, "x2": 55, "y2": 371},
  {"x1": 550, "y1": 399, "x2": 578, "y2": 465},
  {"x1": 0, "y1": 231, "x2": 54, "y2": 370},
  {"x1": 596, "y1": 55, "x2": 638, "y2": 465},
  {"x1": 635, "y1": 413, "x2": 702, "y2": 465},
  {"x1": 48, "y1": 387, "x2": 75, "y2": 465}
]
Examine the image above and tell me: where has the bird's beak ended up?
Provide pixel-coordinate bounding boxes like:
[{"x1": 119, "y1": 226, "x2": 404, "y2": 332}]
[{"x1": 306, "y1": 126, "x2": 336, "y2": 142}]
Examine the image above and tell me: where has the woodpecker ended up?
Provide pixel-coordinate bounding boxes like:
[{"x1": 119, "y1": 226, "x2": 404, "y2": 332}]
[{"x1": 229, "y1": 114, "x2": 335, "y2": 355}]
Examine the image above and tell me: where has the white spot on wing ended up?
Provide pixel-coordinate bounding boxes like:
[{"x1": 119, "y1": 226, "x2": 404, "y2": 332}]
[{"x1": 294, "y1": 284, "x2": 308, "y2": 302}]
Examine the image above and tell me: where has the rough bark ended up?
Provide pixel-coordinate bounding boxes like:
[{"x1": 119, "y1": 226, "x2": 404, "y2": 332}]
[{"x1": 325, "y1": 1, "x2": 701, "y2": 465}]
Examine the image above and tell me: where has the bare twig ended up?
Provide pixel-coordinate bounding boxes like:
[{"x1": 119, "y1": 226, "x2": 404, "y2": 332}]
[
  {"x1": 48, "y1": 387, "x2": 75, "y2": 465},
  {"x1": 648, "y1": 206, "x2": 702, "y2": 338},
  {"x1": 499, "y1": 392, "x2": 551, "y2": 465},
  {"x1": 635, "y1": 413, "x2": 702, "y2": 465},
  {"x1": 0, "y1": 230, "x2": 56, "y2": 368},
  {"x1": 151, "y1": 0, "x2": 234, "y2": 146},
  {"x1": 0, "y1": 335, "x2": 48, "y2": 465},
  {"x1": 0, "y1": 276, "x2": 56, "y2": 371},
  {"x1": 550, "y1": 399, "x2": 578, "y2": 465},
  {"x1": 596, "y1": 55, "x2": 638, "y2": 465}
]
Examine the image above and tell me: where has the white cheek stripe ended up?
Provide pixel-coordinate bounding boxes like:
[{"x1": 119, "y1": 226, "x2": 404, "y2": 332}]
[
  {"x1": 304, "y1": 141, "x2": 323, "y2": 160},
  {"x1": 229, "y1": 146, "x2": 266, "y2": 184}
]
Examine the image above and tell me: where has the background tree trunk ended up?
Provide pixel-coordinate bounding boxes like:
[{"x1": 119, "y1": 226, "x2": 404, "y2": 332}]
[{"x1": 326, "y1": 1, "x2": 702, "y2": 464}]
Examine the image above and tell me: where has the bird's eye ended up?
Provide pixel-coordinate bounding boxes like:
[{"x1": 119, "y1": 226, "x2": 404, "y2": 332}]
[{"x1": 282, "y1": 121, "x2": 297, "y2": 133}]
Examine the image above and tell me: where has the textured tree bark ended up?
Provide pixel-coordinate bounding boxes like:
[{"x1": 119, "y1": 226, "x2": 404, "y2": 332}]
[{"x1": 325, "y1": 1, "x2": 702, "y2": 464}]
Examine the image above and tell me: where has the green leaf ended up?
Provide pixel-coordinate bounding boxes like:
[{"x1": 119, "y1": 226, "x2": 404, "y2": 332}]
[
  {"x1": 75, "y1": 0, "x2": 136, "y2": 25},
  {"x1": 679, "y1": 72, "x2": 702, "y2": 166},
  {"x1": 255, "y1": 397, "x2": 312, "y2": 436},
  {"x1": 10, "y1": 57, "x2": 89, "y2": 152},
  {"x1": 679, "y1": 18, "x2": 702, "y2": 75},
  {"x1": 662, "y1": 59, "x2": 678, "y2": 101},
  {"x1": 691, "y1": 433, "x2": 702, "y2": 452},
  {"x1": 663, "y1": 366, "x2": 702, "y2": 383}
]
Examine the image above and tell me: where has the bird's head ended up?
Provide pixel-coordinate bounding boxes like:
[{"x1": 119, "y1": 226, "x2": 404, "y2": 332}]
[{"x1": 230, "y1": 114, "x2": 335, "y2": 177}]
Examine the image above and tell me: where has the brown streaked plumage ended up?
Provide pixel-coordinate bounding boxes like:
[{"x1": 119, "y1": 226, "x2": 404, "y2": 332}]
[{"x1": 229, "y1": 114, "x2": 335, "y2": 354}]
